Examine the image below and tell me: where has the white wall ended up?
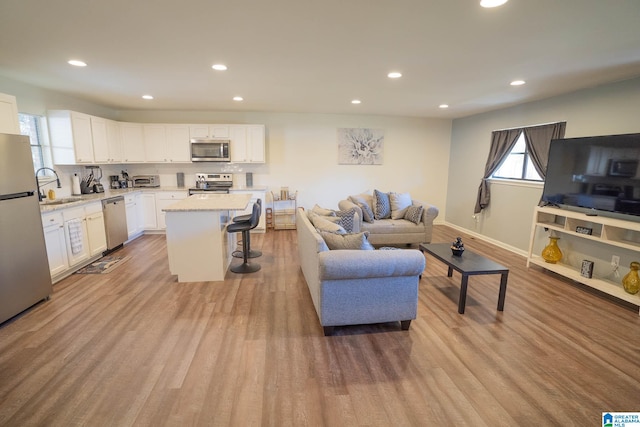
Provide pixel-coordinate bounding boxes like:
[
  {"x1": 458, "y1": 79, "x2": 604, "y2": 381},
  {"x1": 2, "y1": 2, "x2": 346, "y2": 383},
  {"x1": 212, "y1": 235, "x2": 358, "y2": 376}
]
[
  {"x1": 119, "y1": 110, "x2": 452, "y2": 214},
  {"x1": 447, "y1": 77, "x2": 640, "y2": 253},
  {"x1": 1, "y1": 74, "x2": 452, "y2": 215}
]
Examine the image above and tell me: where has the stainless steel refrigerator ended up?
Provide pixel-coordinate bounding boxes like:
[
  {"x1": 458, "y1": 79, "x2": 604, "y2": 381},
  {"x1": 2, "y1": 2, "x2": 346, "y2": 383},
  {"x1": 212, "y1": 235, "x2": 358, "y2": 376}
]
[{"x1": 0, "y1": 133, "x2": 52, "y2": 325}]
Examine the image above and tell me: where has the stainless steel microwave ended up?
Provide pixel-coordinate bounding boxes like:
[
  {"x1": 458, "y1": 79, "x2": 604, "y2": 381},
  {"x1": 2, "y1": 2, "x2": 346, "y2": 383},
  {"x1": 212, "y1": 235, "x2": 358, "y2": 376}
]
[{"x1": 190, "y1": 139, "x2": 230, "y2": 162}]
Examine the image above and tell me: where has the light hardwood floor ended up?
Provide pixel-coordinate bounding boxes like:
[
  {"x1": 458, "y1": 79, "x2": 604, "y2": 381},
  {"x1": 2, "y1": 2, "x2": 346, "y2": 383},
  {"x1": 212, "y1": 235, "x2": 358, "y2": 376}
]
[{"x1": 1, "y1": 225, "x2": 639, "y2": 426}]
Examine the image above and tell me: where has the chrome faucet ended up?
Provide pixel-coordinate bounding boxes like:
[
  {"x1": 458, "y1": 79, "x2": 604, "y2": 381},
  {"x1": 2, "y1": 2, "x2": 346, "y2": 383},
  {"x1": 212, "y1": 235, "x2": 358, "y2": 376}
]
[{"x1": 35, "y1": 167, "x2": 62, "y2": 201}]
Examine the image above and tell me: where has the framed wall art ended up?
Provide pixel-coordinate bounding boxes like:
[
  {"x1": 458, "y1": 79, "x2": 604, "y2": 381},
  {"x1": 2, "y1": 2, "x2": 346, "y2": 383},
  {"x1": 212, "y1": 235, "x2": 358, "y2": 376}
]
[{"x1": 337, "y1": 128, "x2": 384, "y2": 165}]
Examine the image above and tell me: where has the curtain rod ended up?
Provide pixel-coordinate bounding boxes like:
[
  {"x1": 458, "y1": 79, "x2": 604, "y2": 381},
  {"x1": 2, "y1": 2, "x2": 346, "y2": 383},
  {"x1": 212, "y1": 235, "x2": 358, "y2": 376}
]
[{"x1": 494, "y1": 120, "x2": 566, "y2": 132}]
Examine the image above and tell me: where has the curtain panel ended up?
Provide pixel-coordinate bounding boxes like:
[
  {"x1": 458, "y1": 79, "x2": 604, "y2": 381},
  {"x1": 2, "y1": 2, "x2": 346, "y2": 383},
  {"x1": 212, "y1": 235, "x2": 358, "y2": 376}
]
[{"x1": 473, "y1": 122, "x2": 566, "y2": 214}]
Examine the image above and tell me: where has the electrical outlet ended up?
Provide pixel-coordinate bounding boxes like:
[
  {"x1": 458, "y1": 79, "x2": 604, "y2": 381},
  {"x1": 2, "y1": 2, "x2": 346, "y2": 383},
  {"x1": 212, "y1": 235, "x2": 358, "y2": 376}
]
[{"x1": 611, "y1": 255, "x2": 620, "y2": 267}]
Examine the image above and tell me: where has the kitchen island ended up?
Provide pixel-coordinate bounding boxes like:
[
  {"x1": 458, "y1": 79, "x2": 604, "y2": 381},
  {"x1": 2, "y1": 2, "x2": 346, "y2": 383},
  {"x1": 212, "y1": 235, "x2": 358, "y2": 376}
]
[{"x1": 163, "y1": 193, "x2": 252, "y2": 282}]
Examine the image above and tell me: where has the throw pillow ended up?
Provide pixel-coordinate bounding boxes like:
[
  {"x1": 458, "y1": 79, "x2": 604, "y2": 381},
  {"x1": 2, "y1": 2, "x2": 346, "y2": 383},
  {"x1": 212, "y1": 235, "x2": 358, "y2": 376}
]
[
  {"x1": 404, "y1": 205, "x2": 424, "y2": 225},
  {"x1": 373, "y1": 189, "x2": 391, "y2": 220},
  {"x1": 349, "y1": 194, "x2": 375, "y2": 223},
  {"x1": 311, "y1": 204, "x2": 336, "y2": 216},
  {"x1": 309, "y1": 212, "x2": 347, "y2": 234},
  {"x1": 319, "y1": 231, "x2": 374, "y2": 250},
  {"x1": 332, "y1": 208, "x2": 357, "y2": 233},
  {"x1": 389, "y1": 192, "x2": 412, "y2": 219}
]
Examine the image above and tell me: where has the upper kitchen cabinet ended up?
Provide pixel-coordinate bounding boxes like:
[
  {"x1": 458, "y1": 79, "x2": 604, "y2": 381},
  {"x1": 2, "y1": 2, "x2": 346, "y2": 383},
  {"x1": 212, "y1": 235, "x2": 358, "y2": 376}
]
[
  {"x1": 189, "y1": 125, "x2": 229, "y2": 139},
  {"x1": 92, "y1": 117, "x2": 123, "y2": 163},
  {"x1": 120, "y1": 122, "x2": 145, "y2": 163},
  {"x1": 143, "y1": 124, "x2": 167, "y2": 162},
  {"x1": 48, "y1": 110, "x2": 95, "y2": 164},
  {"x1": 0, "y1": 93, "x2": 20, "y2": 134},
  {"x1": 144, "y1": 124, "x2": 190, "y2": 163},
  {"x1": 165, "y1": 125, "x2": 190, "y2": 162},
  {"x1": 230, "y1": 124, "x2": 265, "y2": 163}
]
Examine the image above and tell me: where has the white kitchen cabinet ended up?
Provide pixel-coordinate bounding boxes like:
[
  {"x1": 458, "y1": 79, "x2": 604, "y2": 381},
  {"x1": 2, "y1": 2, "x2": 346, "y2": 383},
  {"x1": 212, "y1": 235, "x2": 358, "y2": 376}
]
[
  {"x1": 91, "y1": 116, "x2": 109, "y2": 163},
  {"x1": 0, "y1": 92, "x2": 20, "y2": 134},
  {"x1": 230, "y1": 124, "x2": 265, "y2": 163},
  {"x1": 41, "y1": 211, "x2": 69, "y2": 277},
  {"x1": 120, "y1": 122, "x2": 145, "y2": 163},
  {"x1": 106, "y1": 119, "x2": 123, "y2": 162},
  {"x1": 48, "y1": 110, "x2": 95, "y2": 164},
  {"x1": 155, "y1": 191, "x2": 188, "y2": 229},
  {"x1": 93, "y1": 117, "x2": 123, "y2": 163},
  {"x1": 189, "y1": 125, "x2": 230, "y2": 139},
  {"x1": 165, "y1": 125, "x2": 190, "y2": 162},
  {"x1": 62, "y1": 206, "x2": 90, "y2": 266},
  {"x1": 141, "y1": 193, "x2": 158, "y2": 229},
  {"x1": 143, "y1": 124, "x2": 168, "y2": 162},
  {"x1": 85, "y1": 202, "x2": 107, "y2": 256},
  {"x1": 125, "y1": 194, "x2": 140, "y2": 238},
  {"x1": 230, "y1": 189, "x2": 266, "y2": 232}
]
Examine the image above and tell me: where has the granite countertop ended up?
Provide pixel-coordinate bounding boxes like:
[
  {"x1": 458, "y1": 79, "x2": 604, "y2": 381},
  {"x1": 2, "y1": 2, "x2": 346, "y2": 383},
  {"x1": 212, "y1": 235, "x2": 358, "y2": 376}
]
[
  {"x1": 163, "y1": 193, "x2": 252, "y2": 212},
  {"x1": 39, "y1": 187, "x2": 190, "y2": 213}
]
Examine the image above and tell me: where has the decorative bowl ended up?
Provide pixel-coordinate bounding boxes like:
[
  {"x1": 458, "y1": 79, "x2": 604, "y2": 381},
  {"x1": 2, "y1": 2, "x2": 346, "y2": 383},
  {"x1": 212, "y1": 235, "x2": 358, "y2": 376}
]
[{"x1": 451, "y1": 248, "x2": 464, "y2": 256}]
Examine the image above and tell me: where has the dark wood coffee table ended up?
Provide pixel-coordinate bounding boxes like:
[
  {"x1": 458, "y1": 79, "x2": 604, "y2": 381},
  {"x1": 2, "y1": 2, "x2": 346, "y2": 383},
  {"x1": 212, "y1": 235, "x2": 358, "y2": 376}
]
[{"x1": 419, "y1": 243, "x2": 509, "y2": 314}]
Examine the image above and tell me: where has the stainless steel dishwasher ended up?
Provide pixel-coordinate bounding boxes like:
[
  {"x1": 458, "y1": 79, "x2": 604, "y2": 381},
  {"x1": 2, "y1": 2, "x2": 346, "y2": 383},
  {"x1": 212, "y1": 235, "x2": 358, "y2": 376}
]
[{"x1": 102, "y1": 196, "x2": 128, "y2": 252}]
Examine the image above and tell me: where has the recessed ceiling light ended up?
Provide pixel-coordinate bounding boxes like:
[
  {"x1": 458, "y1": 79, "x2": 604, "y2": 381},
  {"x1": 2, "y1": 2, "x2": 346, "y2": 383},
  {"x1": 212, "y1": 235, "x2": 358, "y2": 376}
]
[
  {"x1": 439, "y1": 104, "x2": 449, "y2": 109},
  {"x1": 212, "y1": 64, "x2": 228, "y2": 71},
  {"x1": 351, "y1": 99, "x2": 361, "y2": 104},
  {"x1": 480, "y1": 0, "x2": 508, "y2": 7},
  {"x1": 233, "y1": 96, "x2": 243, "y2": 101},
  {"x1": 510, "y1": 80, "x2": 526, "y2": 86},
  {"x1": 387, "y1": 72, "x2": 402, "y2": 79},
  {"x1": 142, "y1": 95, "x2": 154, "y2": 100},
  {"x1": 68, "y1": 59, "x2": 87, "y2": 67}
]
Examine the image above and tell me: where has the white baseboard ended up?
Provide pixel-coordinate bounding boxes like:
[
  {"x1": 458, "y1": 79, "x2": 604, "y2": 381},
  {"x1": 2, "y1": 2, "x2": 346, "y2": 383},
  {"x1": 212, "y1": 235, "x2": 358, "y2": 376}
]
[{"x1": 442, "y1": 221, "x2": 528, "y2": 258}]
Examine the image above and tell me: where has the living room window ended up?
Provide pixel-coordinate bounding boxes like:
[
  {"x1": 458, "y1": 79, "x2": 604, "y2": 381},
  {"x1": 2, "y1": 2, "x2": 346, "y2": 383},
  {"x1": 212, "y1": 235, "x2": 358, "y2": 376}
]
[
  {"x1": 492, "y1": 132, "x2": 542, "y2": 181},
  {"x1": 19, "y1": 113, "x2": 53, "y2": 175}
]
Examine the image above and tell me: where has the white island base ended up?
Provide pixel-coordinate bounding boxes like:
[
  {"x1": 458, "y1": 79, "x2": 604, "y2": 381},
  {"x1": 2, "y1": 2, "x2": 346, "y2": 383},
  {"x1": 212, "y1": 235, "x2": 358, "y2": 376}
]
[{"x1": 164, "y1": 194, "x2": 251, "y2": 282}]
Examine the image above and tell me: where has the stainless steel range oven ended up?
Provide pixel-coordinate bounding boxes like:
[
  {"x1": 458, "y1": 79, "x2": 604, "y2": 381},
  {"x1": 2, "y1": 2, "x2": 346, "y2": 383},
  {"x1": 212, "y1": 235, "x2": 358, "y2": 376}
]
[{"x1": 188, "y1": 173, "x2": 233, "y2": 195}]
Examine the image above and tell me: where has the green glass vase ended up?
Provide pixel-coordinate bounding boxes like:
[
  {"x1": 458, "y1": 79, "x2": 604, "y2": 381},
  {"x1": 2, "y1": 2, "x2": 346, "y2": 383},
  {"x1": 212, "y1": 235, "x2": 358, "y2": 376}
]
[
  {"x1": 541, "y1": 236, "x2": 562, "y2": 264},
  {"x1": 622, "y1": 261, "x2": 640, "y2": 295}
]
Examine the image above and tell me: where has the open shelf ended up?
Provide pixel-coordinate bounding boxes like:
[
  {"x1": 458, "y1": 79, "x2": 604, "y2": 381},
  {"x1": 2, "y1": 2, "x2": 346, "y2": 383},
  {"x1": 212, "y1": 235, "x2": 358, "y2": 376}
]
[{"x1": 528, "y1": 206, "x2": 640, "y2": 314}]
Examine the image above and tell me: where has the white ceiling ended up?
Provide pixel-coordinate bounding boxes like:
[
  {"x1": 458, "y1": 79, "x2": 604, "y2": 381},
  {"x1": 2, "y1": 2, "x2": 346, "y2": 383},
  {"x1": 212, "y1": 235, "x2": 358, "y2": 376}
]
[{"x1": 1, "y1": 0, "x2": 640, "y2": 119}]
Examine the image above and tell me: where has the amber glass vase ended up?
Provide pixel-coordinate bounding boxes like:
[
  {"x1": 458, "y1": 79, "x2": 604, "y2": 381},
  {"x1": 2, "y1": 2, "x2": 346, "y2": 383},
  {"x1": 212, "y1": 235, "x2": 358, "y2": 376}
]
[
  {"x1": 622, "y1": 261, "x2": 640, "y2": 295},
  {"x1": 541, "y1": 236, "x2": 562, "y2": 264}
]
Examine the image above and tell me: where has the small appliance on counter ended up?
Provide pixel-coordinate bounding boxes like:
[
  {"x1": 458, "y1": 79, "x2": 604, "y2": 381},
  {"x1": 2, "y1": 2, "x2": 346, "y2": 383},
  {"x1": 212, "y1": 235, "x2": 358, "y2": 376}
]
[
  {"x1": 188, "y1": 173, "x2": 233, "y2": 195},
  {"x1": 110, "y1": 175, "x2": 121, "y2": 189},
  {"x1": 81, "y1": 166, "x2": 104, "y2": 194},
  {"x1": 132, "y1": 175, "x2": 160, "y2": 188}
]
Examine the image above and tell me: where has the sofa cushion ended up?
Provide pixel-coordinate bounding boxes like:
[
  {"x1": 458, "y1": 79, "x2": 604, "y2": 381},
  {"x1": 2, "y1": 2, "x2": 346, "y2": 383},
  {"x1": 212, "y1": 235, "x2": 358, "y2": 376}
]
[
  {"x1": 311, "y1": 204, "x2": 336, "y2": 216},
  {"x1": 374, "y1": 189, "x2": 391, "y2": 220},
  {"x1": 404, "y1": 205, "x2": 424, "y2": 224},
  {"x1": 320, "y1": 231, "x2": 375, "y2": 250},
  {"x1": 389, "y1": 192, "x2": 412, "y2": 219},
  {"x1": 361, "y1": 219, "x2": 425, "y2": 235},
  {"x1": 309, "y1": 212, "x2": 346, "y2": 234},
  {"x1": 349, "y1": 194, "x2": 375, "y2": 223}
]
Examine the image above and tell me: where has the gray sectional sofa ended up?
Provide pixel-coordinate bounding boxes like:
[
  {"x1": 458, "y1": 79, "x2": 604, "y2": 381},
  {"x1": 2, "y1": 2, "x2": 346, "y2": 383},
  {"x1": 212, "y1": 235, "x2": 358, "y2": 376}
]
[
  {"x1": 338, "y1": 191, "x2": 439, "y2": 246},
  {"x1": 296, "y1": 207, "x2": 426, "y2": 335}
]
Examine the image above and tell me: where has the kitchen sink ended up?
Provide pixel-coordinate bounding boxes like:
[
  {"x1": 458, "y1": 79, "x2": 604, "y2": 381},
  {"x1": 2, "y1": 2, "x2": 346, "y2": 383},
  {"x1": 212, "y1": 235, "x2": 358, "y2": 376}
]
[{"x1": 40, "y1": 197, "x2": 84, "y2": 206}]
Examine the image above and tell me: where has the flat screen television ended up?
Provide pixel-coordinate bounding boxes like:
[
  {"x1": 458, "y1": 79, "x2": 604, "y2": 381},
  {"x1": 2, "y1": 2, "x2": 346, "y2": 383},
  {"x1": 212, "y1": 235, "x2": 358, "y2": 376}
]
[{"x1": 541, "y1": 132, "x2": 640, "y2": 221}]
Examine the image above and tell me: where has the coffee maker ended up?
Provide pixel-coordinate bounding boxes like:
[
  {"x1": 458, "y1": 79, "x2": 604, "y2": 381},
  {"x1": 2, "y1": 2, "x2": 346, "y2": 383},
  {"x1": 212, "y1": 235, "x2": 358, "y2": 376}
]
[{"x1": 110, "y1": 175, "x2": 121, "y2": 189}]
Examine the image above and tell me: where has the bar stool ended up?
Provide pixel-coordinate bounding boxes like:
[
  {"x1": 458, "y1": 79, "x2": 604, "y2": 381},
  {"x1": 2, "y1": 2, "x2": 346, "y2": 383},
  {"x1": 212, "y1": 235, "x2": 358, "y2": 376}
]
[
  {"x1": 232, "y1": 199, "x2": 262, "y2": 258},
  {"x1": 227, "y1": 201, "x2": 261, "y2": 274}
]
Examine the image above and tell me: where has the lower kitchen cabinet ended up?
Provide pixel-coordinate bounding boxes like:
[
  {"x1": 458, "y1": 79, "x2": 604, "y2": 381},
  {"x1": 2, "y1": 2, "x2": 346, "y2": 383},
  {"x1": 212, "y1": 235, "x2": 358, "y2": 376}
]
[
  {"x1": 85, "y1": 202, "x2": 107, "y2": 256},
  {"x1": 41, "y1": 211, "x2": 69, "y2": 277},
  {"x1": 62, "y1": 207, "x2": 91, "y2": 266},
  {"x1": 125, "y1": 193, "x2": 143, "y2": 238},
  {"x1": 156, "y1": 191, "x2": 188, "y2": 229},
  {"x1": 140, "y1": 193, "x2": 158, "y2": 229}
]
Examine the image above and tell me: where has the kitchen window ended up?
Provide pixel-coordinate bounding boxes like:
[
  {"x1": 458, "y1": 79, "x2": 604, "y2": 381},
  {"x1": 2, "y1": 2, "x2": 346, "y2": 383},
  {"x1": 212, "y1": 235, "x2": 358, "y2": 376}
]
[{"x1": 19, "y1": 113, "x2": 53, "y2": 175}]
